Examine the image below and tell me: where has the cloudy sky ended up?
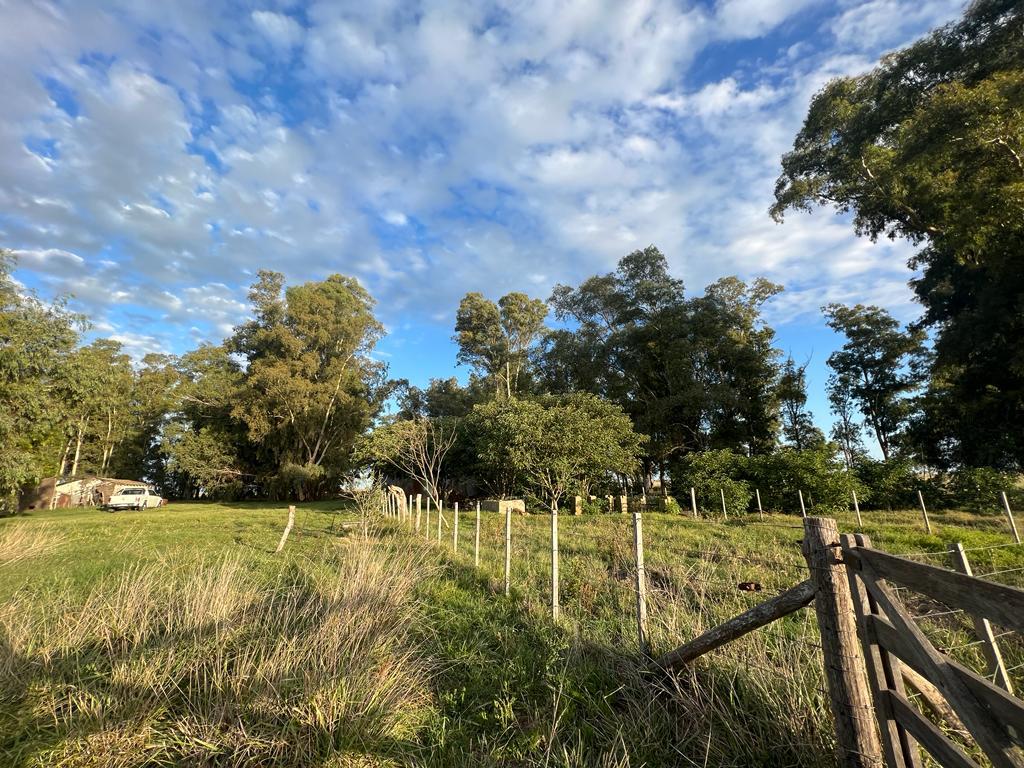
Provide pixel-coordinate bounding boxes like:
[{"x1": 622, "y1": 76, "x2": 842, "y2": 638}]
[{"x1": 2, "y1": 0, "x2": 966, "y2": 426}]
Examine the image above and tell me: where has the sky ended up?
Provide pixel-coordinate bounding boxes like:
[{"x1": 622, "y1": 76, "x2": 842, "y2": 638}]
[{"x1": 1, "y1": 0, "x2": 968, "y2": 432}]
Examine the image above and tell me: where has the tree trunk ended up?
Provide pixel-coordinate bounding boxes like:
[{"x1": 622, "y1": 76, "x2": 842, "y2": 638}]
[{"x1": 70, "y1": 421, "x2": 84, "y2": 477}]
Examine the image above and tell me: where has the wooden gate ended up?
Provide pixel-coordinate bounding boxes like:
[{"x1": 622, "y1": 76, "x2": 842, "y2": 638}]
[{"x1": 841, "y1": 533, "x2": 1024, "y2": 767}]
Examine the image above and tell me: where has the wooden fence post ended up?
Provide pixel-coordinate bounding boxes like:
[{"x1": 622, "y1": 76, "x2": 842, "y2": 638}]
[
  {"x1": 756, "y1": 488, "x2": 763, "y2": 520},
  {"x1": 474, "y1": 502, "x2": 481, "y2": 567},
  {"x1": 852, "y1": 489, "x2": 863, "y2": 528},
  {"x1": 690, "y1": 486, "x2": 698, "y2": 518},
  {"x1": 799, "y1": 489, "x2": 807, "y2": 518},
  {"x1": 275, "y1": 505, "x2": 296, "y2": 553},
  {"x1": 947, "y1": 542, "x2": 1014, "y2": 694},
  {"x1": 633, "y1": 508, "x2": 649, "y2": 654},
  {"x1": 1001, "y1": 492, "x2": 1021, "y2": 544},
  {"x1": 438, "y1": 500, "x2": 443, "y2": 542},
  {"x1": 415, "y1": 494, "x2": 422, "y2": 533},
  {"x1": 551, "y1": 504, "x2": 560, "y2": 622},
  {"x1": 720, "y1": 488, "x2": 728, "y2": 520},
  {"x1": 504, "y1": 504, "x2": 512, "y2": 597},
  {"x1": 917, "y1": 491, "x2": 932, "y2": 534},
  {"x1": 802, "y1": 517, "x2": 883, "y2": 768},
  {"x1": 425, "y1": 497, "x2": 431, "y2": 538},
  {"x1": 453, "y1": 501, "x2": 460, "y2": 551}
]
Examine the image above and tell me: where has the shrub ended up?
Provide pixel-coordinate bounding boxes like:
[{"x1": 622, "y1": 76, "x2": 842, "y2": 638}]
[
  {"x1": 671, "y1": 449, "x2": 751, "y2": 516},
  {"x1": 854, "y1": 457, "x2": 919, "y2": 510},
  {"x1": 948, "y1": 467, "x2": 1023, "y2": 513},
  {"x1": 748, "y1": 446, "x2": 860, "y2": 516}
]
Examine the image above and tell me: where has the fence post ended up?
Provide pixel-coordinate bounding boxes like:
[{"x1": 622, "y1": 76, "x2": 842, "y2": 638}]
[
  {"x1": 633, "y1": 508, "x2": 649, "y2": 654},
  {"x1": 408, "y1": 494, "x2": 413, "y2": 524},
  {"x1": 947, "y1": 542, "x2": 1014, "y2": 694},
  {"x1": 275, "y1": 505, "x2": 296, "y2": 553},
  {"x1": 756, "y1": 488, "x2": 763, "y2": 520},
  {"x1": 852, "y1": 489, "x2": 863, "y2": 528},
  {"x1": 917, "y1": 491, "x2": 932, "y2": 534},
  {"x1": 690, "y1": 487, "x2": 698, "y2": 518},
  {"x1": 802, "y1": 517, "x2": 882, "y2": 768},
  {"x1": 720, "y1": 488, "x2": 728, "y2": 520},
  {"x1": 1000, "y1": 492, "x2": 1021, "y2": 544},
  {"x1": 551, "y1": 504, "x2": 560, "y2": 622},
  {"x1": 425, "y1": 497, "x2": 431, "y2": 538},
  {"x1": 438, "y1": 500, "x2": 443, "y2": 542},
  {"x1": 474, "y1": 502, "x2": 481, "y2": 567},
  {"x1": 504, "y1": 504, "x2": 512, "y2": 597},
  {"x1": 415, "y1": 494, "x2": 422, "y2": 533},
  {"x1": 453, "y1": 501, "x2": 460, "y2": 551},
  {"x1": 799, "y1": 489, "x2": 807, "y2": 518}
]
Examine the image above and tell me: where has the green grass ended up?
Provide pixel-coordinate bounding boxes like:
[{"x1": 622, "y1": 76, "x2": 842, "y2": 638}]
[{"x1": 1, "y1": 501, "x2": 1022, "y2": 766}]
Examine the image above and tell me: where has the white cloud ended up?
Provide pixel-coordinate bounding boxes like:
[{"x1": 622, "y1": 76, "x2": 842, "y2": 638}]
[{"x1": 251, "y1": 11, "x2": 304, "y2": 51}]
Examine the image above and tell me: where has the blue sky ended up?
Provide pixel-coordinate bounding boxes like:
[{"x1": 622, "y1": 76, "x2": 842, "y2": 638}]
[{"x1": 1, "y1": 0, "x2": 967, "y2": 436}]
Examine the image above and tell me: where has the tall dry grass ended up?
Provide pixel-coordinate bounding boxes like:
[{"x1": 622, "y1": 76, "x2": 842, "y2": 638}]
[
  {"x1": 0, "y1": 523, "x2": 65, "y2": 568},
  {"x1": 0, "y1": 537, "x2": 434, "y2": 767}
]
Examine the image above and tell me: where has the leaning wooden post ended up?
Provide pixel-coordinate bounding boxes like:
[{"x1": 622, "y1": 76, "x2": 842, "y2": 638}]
[
  {"x1": 948, "y1": 542, "x2": 1014, "y2": 694},
  {"x1": 474, "y1": 501, "x2": 481, "y2": 567},
  {"x1": 755, "y1": 488, "x2": 763, "y2": 520},
  {"x1": 802, "y1": 517, "x2": 882, "y2": 768},
  {"x1": 453, "y1": 501, "x2": 460, "y2": 551},
  {"x1": 275, "y1": 505, "x2": 296, "y2": 553},
  {"x1": 917, "y1": 490, "x2": 932, "y2": 534},
  {"x1": 798, "y1": 489, "x2": 807, "y2": 517},
  {"x1": 504, "y1": 504, "x2": 512, "y2": 597},
  {"x1": 690, "y1": 487, "x2": 698, "y2": 518},
  {"x1": 633, "y1": 507, "x2": 649, "y2": 654},
  {"x1": 1000, "y1": 492, "x2": 1021, "y2": 544},
  {"x1": 720, "y1": 488, "x2": 728, "y2": 520},
  {"x1": 551, "y1": 503, "x2": 560, "y2": 622},
  {"x1": 852, "y1": 489, "x2": 863, "y2": 528}
]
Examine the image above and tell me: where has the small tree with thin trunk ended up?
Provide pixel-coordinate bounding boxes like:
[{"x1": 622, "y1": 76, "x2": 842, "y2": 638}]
[{"x1": 357, "y1": 417, "x2": 458, "y2": 509}]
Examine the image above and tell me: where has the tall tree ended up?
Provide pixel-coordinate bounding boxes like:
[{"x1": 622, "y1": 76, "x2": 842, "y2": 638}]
[
  {"x1": 777, "y1": 357, "x2": 825, "y2": 450},
  {"x1": 772, "y1": 0, "x2": 1024, "y2": 467},
  {"x1": 823, "y1": 304, "x2": 925, "y2": 460},
  {"x1": 827, "y1": 373, "x2": 866, "y2": 470},
  {"x1": 454, "y1": 291, "x2": 548, "y2": 398}
]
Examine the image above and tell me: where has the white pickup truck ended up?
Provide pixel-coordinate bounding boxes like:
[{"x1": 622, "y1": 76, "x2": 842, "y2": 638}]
[{"x1": 106, "y1": 486, "x2": 164, "y2": 511}]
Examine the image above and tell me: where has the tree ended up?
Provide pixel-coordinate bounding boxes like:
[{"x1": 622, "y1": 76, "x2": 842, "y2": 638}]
[
  {"x1": 772, "y1": 0, "x2": 1024, "y2": 467},
  {"x1": 471, "y1": 393, "x2": 646, "y2": 510},
  {"x1": 823, "y1": 304, "x2": 925, "y2": 460},
  {"x1": 0, "y1": 251, "x2": 80, "y2": 510},
  {"x1": 229, "y1": 271, "x2": 386, "y2": 499},
  {"x1": 454, "y1": 291, "x2": 548, "y2": 398},
  {"x1": 827, "y1": 373, "x2": 866, "y2": 470},
  {"x1": 777, "y1": 357, "x2": 825, "y2": 450},
  {"x1": 357, "y1": 417, "x2": 459, "y2": 507}
]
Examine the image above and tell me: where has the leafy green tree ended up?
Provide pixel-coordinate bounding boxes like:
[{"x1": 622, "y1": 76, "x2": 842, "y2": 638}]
[
  {"x1": 772, "y1": 0, "x2": 1024, "y2": 467},
  {"x1": 748, "y1": 447, "x2": 862, "y2": 516},
  {"x1": 454, "y1": 291, "x2": 548, "y2": 398},
  {"x1": 827, "y1": 373, "x2": 866, "y2": 470},
  {"x1": 470, "y1": 393, "x2": 645, "y2": 509},
  {"x1": 671, "y1": 449, "x2": 751, "y2": 515},
  {"x1": 229, "y1": 271, "x2": 386, "y2": 500},
  {"x1": 777, "y1": 357, "x2": 825, "y2": 450},
  {"x1": 823, "y1": 304, "x2": 925, "y2": 461},
  {"x1": 0, "y1": 251, "x2": 80, "y2": 510}
]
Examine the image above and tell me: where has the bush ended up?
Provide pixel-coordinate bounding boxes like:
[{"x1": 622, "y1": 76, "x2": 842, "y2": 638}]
[
  {"x1": 671, "y1": 450, "x2": 750, "y2": 516},
  {"x1": 948, "y1": 467, "x2": 1023, "y2": 513},
  {"x1": 747, "y1": 447, "x2": 860, "y2": 516},
  {"x1": 854, "y1": 457, "x2": 919, "y2": 510}
]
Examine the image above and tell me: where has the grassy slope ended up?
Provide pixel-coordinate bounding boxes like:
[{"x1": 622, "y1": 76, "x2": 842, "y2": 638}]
[{"x1": 1, "y1": 502, "x2": 1022, "y2": 766}]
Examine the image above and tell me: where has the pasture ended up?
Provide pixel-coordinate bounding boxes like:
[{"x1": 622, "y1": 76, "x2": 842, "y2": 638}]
[{"x1": 1, "y1": 502, "x2": 1022, "y2": 766}]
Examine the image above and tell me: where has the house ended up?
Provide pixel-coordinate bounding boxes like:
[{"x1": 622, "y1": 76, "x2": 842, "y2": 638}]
[{"x1": 19, "y1": 476, "x2": 153, "y2": 512}]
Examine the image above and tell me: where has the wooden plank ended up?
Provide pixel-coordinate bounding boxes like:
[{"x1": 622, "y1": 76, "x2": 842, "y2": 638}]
[
  {"x1": 855, "y1": 570, "x2": 1024, "y2": 767},
  {"x1": 842, "y1": 533, "x2": 919, "y2": 768},
  {"x1": 868, "y1": 615, "x2": 1024, "y2": 740},
  {"x1": 884, "y1": 691, "x2": 978, "y2": 768},
  {"x1": 948, "y1": 543, "x2": 1014, "y2": 694},
  {"x1": 804, "y1": 518, "x2": 883, "y2": 767},
  {"x1": 850, "y1": 546, "x2": 1024, "y2": 634},
  {"x1": 657, "y1": 579, "x2": 814, "y2": 671}
]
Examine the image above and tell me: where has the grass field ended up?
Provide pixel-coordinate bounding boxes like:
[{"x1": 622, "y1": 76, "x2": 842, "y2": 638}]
[{"x1": 1, "y1": 501, "x2": 1022, "y2": 766}]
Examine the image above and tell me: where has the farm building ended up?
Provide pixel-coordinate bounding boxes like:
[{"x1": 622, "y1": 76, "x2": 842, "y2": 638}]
[{"x1": 19, "y1": 476, "x2": 153, "y2": 512}]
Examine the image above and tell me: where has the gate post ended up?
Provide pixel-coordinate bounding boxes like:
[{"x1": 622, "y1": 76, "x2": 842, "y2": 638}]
[{"x1": 803, "y1": 517, "x2": 883, "y2": 767}]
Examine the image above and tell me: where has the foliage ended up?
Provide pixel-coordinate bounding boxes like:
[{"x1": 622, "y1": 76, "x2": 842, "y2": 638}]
[
  {"x1": 853, "y1": 457, "x2": 920, "y2": 511},
  {"x1": 469, "y1": 393, "x2": 645, "y2": 508},
  {"x1": 948, "y1": 466, "x2": 1022, "y2": 513},
  {"x1": 671, "y1": 449, "x2": 751, "y2": 515},
  {"x1": 356, "y1": 417, "x2": 459, "y2": 505},
  {"x1": 748, "y1": 446, "x2": 861, "y2": 516},
  {"x1": 823, "y1": 304, "x2": 925, "y2": 460},
  {"x1": 773, "y1": 0, "x2": 1024, "y2": 467},
  {"x1": 777, "y1": 357, "x2": 825, "y2": 450},
  {"x1": 454, "y1": 291, "x2": 548, "y2": 398}
]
